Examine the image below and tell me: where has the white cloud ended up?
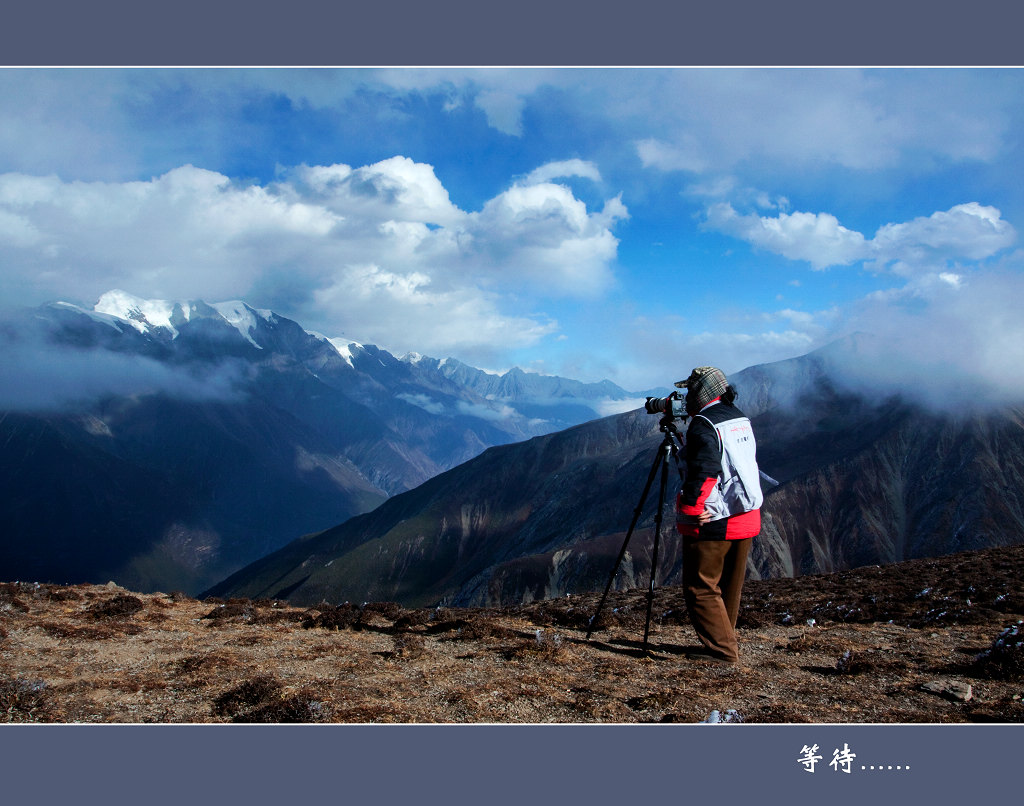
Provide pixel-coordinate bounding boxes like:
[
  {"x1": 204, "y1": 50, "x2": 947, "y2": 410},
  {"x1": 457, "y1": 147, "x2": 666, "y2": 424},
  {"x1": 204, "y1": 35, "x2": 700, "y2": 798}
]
[
  {"x1": 704, "y1": 201, "x2": 1017, "y2": 273},
  {"x1": 831, "y1": 268, "x2": 1024, "y2": 409},
  {"x1": 869, "y1": 202, "x2": 1016, "y2": 270},
  {"x1": 456, "y1": 400, "x2": 519, "y2": 421},
  {"x1": 0, "y1": 157, "x2": 624, "y2": 359},
  {"x1": 0, "y1": 208, "x2": 41, "y2": 247},
  {"x1": 704, "y1": 203, "x2": 868, "y2": 269},
  {"x1": 469, "y1": 181, "x2": 626, "y2": 295},
  {"x1": 287, "y1": 156, "x2": 464, "y2": 227},
  {"x1": 312, "y1": 264, "x2": 559, "y2": 355},
  {"x1": 523, "y1": 159, "x2": 602, "y2": 186}
]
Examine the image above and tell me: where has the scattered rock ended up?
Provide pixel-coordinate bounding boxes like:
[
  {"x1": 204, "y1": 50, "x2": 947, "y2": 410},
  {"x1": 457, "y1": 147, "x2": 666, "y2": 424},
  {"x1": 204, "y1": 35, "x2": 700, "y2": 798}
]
[
  {"x1": 921, "y1": 679, "x2": 973, "y2": 702},
  {"x1": 971, "y1": 621, "x2": 1024, "y2": 680}
]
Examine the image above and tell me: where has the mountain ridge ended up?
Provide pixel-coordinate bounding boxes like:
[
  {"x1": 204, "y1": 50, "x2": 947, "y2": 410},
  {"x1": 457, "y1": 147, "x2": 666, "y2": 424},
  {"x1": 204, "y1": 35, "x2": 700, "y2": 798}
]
[{"x1": 0, "y1": 292, "x2": 648, "y2": 595}]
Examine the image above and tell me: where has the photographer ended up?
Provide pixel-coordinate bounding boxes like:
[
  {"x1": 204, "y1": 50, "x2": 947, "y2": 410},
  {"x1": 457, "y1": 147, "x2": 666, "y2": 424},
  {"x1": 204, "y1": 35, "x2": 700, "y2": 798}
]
[{"x1": 673, "y1": 366, "x2": 763, "y2": 665}]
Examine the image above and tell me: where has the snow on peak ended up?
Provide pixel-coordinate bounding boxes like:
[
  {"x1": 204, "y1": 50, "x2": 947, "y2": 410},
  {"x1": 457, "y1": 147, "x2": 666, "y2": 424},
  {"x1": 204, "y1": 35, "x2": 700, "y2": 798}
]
[
  {"x1": 327, "y1": 338, "x2": 366, "y2": 366},
  {"x1": 210, "y1": 301, "x2": 264, "y2": 349},
  {"x1": 90, "y1": 290, "x2": 274, "y2": 349},
  {"x1": 94, "y1": 290, "x2": 186, "y2": 337}
]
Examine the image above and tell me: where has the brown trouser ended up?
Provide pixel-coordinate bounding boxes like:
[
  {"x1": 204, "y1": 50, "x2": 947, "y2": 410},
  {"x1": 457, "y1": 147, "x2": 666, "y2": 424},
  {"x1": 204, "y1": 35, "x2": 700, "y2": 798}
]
[{"x1": 682, "y1": 537, "x2": 752, "y2": 663}]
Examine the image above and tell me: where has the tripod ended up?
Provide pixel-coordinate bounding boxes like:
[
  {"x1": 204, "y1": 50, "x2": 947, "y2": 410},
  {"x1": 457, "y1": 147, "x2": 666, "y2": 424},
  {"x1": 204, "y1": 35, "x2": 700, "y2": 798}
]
[{"x1": 586, "y1": 413, "x2": 687, "y2": 654}]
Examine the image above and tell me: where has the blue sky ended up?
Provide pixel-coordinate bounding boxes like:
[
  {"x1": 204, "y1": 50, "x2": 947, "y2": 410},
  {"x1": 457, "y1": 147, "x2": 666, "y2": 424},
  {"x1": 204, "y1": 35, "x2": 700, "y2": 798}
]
[{"x1": 2, "y1": 68, "x2": 1023, "y2": 398}]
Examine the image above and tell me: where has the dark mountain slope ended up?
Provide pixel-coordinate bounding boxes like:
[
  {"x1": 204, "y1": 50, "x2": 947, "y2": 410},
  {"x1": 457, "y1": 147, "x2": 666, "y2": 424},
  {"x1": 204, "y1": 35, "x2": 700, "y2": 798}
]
[
  {"x1": 0, "y1": 394, "x2": 386, "y2": 594},
  {"x1": 205, "y1": 410, "x2": 663, "y2": 607},
  {"x1": 208, "y1": 346, "x2": 1024, "y2": 608},
  {"x1": 753, "y1": 405, "x2": 1024, "y2": 578},
  {"x1": 1, "y1": 294, "x2": 642, "y2": 595}
]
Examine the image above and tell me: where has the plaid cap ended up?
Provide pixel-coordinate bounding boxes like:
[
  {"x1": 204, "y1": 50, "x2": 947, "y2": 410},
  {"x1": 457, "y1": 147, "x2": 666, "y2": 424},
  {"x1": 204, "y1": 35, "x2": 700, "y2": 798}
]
[{"x1": 674, "y1": 366, "x2": 729, "y2": 410}]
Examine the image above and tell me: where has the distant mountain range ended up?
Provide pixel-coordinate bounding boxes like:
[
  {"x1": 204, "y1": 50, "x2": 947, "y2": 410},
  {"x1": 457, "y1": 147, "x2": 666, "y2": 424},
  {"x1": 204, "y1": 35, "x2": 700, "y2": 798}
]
[
  {"x1": 0, "y1": 291, "x2": 643, "y2": 594},
  {"x1": 207, "y1": 339, "x2": 1024, "y2": 608}
]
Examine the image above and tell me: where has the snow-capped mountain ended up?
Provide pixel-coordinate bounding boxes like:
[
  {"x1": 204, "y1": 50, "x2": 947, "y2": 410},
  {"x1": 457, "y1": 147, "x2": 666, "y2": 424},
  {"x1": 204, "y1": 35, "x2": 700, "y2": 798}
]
[{"x1": 0, "y1": 291, "x2": 644, "y2": 594}]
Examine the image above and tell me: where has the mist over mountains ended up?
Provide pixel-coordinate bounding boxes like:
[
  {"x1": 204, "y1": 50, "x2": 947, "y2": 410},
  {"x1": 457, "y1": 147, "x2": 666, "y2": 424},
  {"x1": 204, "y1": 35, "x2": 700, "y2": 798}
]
[{"x1": 0, "y1": 292, "x2": 642, "y2": 594}]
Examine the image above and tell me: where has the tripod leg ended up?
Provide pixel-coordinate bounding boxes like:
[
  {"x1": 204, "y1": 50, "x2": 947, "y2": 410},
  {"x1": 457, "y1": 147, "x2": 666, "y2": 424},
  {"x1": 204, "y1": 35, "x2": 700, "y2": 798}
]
[
  {"x1": 642, "y1": 444, "x2": 671, "y2": 652},
  {"x1": 586, "y1": 442, "x2": 665, "y2": 639}
]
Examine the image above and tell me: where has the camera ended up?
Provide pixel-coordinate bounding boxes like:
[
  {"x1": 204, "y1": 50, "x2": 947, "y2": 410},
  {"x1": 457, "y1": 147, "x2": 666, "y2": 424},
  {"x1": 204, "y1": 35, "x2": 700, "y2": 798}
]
[{"x1": 644, "y1": 391, "x2": 686, "y2": 419}]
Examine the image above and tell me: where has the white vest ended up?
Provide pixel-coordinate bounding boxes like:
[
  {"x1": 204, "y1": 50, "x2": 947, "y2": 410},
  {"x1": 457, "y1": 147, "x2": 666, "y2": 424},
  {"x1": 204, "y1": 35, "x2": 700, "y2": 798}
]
[{"x1": 692, "y1": 413, "x2": 764, "y2": 521}]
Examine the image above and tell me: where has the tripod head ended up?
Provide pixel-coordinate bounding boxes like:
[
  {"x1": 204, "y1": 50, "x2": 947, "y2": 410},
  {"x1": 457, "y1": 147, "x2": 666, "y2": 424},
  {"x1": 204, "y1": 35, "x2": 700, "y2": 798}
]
[{"x1": 659, "y1": 411, "x2": 687, "y2": 433}]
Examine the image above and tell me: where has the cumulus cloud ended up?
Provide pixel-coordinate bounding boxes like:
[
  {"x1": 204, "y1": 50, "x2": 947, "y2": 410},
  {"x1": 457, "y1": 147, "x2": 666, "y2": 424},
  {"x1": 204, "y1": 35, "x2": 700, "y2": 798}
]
[
  {"x1": 705, "y1": 203, "x2": 868, "y2": 269},
  {"x1": 469, "y1": 180, "x2": 626, "y2": 296},
  {"x1": 285, "y1": 156, "x2": 464, "y2": 226},
  {"x1": 703, "y1": 201, "x2": 1017, "y2": 273},
  {"x1": 869, "y1": 203, "x2": 1016, "y2": 273},
  {"x1": 0, "y1": 156, "x2": 625, "y2": 360}
]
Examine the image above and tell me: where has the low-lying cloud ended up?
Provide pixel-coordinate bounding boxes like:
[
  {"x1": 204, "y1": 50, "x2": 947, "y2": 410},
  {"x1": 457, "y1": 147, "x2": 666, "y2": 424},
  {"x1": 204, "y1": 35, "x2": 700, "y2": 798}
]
[
  {"x1": 828, "y1": 266, "x2": 1024, "y2": 410},
  {"x1": 0, "y1": 339, "x2": 244, "y2": 414}
]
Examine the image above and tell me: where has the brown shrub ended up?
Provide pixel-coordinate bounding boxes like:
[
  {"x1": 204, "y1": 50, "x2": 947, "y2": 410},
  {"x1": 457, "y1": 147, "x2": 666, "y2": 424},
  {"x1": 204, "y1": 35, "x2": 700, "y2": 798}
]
[
  {"x1": 214, "y1": 677, "x2": 330, "y2": 723},
  {"x1": 39, "y1": 586, "x2": 84, "y2": 603},
  {"x1": 391, "y1": 633, "x2": 427, "y2": 659},
  {"x1": 240, "y1": 693, "x2": 329, "y2": 723},
  {"x1": 504, "y1": 630, "x2": 570, "y2": 662},
  {"x1": 394, "y1": 610, "x2": 431, "y2": 631},
  {"x1": 432, "y1": 615, "x2": 515, "y2": 642},
  {"x1": 0, "y1": 587, "x2": 30, "y2": 613},
  {"x1": 88, "y1": 595, "x2": 145, "y2": 620},
  {"x1": 303, "y1": 602, "x2": 363, "y2": 631},
  {"x1": 202, "y1": 601, "x2": 254, "y2": 623},
  {"x1": 212, "y1": 675, "x2": 282, "y2": 717},
  {"x1": 39, "y1": 621, "x2": 139, "y2": 640},
  {"x1": 362, "y1": 601, "x2": 403, "y2": 620},
  {"x1": 174, "y1": 651, "x2": 241, "y2": 683}
]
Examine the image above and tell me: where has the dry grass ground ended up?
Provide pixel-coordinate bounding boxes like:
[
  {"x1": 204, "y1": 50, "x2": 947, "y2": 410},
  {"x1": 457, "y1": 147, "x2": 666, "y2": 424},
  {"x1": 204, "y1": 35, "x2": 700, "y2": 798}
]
[{"x1": 3, "y1": 545, "x2": 1024, "y2": 724}]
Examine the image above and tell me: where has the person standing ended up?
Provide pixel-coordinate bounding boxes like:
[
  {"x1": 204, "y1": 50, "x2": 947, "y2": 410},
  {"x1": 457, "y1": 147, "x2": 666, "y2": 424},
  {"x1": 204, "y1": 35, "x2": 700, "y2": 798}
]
[{"x1": 675, "y1": 366, "x2": 763, "y2": 665}]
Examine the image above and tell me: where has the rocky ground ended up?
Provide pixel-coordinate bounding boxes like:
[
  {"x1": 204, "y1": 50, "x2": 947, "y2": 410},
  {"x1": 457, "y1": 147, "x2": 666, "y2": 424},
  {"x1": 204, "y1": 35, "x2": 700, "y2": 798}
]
[{"x1": 3, "y1": 544, "x2": 1024, "y2": 724}]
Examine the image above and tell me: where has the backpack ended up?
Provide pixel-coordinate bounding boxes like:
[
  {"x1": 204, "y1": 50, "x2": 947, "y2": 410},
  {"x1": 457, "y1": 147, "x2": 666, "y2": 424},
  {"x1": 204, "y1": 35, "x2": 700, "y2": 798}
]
[{"x1": 692, "y1": 413, "x2": 764, "y2": 520}]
